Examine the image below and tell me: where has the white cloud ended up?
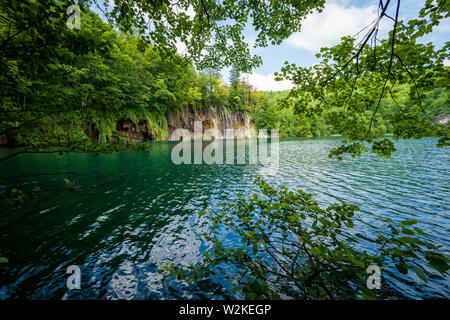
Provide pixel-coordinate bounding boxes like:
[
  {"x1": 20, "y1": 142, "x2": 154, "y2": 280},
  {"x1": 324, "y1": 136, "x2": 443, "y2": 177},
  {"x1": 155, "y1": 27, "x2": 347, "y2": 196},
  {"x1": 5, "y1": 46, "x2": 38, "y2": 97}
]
[
  {"x1": 175, "y1": 39, "x2": 188, "y2": 56},
  {"x1": 286, "y1": 3, "x2": 390, "y2": 52},
  {"x1": 240, "y1": 72, "x2": 293, "y2": 91},
  {"x1": 171, "y1": 4, "x2": 196, "y2": 21},
  {"x1": 444, "y1": 59, "x2": 450, "y2": 67},
  {"x1": 435, "y1": 18, "x2": 450, "y2": 32},
  {"x1": 183, "y1": 5, "x2": 196, "y2": 20}
]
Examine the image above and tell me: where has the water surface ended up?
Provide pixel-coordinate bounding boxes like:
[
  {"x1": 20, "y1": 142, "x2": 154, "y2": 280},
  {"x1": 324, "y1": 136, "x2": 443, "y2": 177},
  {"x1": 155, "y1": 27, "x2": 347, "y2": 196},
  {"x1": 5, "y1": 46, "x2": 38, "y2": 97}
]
[{"x1": 0, "y1": 138, "x2": 448, "y2": 299}]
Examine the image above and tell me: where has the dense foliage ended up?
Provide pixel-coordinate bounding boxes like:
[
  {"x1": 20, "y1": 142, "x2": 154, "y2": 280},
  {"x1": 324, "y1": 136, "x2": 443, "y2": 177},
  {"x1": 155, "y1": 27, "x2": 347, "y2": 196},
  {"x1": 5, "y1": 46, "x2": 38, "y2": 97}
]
[
  {"x1": 0, "y1": 1, "x2": 261, "y2": 158},
  {"x1": 1, "y1": 1, "x2": 448, "y2": 155},
  {"x1": 79, "y1": 0, "x2": 325, "y2": 72},
  {"x1": 0, "y1": 1, "x2": 261, "y2": 204},
  {"x1": 276, "y1": 0, "x2": 449, "y2": 157},
  {"x1": 253, "y1": 83, "x2": 449, "y2": 139}
]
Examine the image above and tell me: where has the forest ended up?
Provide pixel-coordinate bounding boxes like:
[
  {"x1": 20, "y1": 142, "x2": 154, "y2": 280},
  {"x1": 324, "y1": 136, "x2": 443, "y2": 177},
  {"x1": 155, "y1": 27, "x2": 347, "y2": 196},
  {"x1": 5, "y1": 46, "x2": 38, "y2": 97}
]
[{"x1": 1, "y1": 1, "x2": 448, "y2": 150}]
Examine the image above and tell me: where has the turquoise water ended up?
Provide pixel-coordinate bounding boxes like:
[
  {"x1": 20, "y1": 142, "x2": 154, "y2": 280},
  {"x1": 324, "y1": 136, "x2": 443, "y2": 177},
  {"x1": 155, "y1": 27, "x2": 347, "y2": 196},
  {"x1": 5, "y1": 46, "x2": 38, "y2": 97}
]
[{"x1": 0, "y1": 137, "x2": 448, "y2": 299}]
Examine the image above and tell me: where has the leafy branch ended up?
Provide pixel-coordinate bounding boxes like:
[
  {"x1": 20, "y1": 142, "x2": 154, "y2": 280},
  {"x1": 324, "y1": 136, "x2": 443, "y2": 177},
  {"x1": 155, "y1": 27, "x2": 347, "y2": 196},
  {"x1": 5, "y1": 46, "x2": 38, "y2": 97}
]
[{"x1": 160, "y1": 178, "x2": 449, "y2": 299}]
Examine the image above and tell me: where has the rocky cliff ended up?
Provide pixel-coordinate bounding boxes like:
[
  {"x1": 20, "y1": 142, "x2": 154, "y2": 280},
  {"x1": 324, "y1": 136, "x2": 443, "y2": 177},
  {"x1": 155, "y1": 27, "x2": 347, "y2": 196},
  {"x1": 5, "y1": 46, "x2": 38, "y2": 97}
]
[
  {"x1": 167, "y1": 106, "x2": 255, "y2": 141},
  {"x1": 81, "y1": 106, "x2": 255, "y2": 144},
  {"x1": 0, "y1": 106, "x2": 256, "y2": 146}
]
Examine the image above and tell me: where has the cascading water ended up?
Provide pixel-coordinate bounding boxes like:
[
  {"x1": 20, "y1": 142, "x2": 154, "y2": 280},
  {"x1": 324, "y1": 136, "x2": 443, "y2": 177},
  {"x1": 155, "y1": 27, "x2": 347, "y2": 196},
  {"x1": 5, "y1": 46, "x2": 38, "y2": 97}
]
[
  {"x1": 210, "y1": 107, "x2": 219, "y2": 138},
  {"x1": 209, "y1": 107, "x2": 216, "y2": 120},
  {"x1": 227, "y1": 114, "x2": 232, "y2": 130},
  {"x1": 211, "y1": 118, "x2": 219, "y2": 138},
  {"x1": 212, "y1": 118, "x2": 218, "y2": 131},
  {"x1": 221, "y1": 109, "x2": 233, "y2": 136},
  {"x1": 221, "y1": 110, "x2": 229, "y2": 128},
  {"x1": 245, "y1": 114, "x2": 251, "y2": 138}
]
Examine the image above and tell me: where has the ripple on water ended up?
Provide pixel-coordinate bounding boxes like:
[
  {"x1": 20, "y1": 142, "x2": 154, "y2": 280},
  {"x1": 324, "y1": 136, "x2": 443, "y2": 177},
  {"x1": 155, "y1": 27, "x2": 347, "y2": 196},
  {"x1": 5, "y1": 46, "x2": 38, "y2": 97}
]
[{"x1": 0, "y1": 138, "x2": 448, "y2": 299}]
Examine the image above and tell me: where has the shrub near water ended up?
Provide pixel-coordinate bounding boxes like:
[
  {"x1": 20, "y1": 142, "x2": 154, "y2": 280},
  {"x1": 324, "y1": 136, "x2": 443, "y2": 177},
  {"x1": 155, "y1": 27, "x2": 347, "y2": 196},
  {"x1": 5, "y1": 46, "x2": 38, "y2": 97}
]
[{"x1": 161, "y1": 177, "x2": 449, "y2": 299}]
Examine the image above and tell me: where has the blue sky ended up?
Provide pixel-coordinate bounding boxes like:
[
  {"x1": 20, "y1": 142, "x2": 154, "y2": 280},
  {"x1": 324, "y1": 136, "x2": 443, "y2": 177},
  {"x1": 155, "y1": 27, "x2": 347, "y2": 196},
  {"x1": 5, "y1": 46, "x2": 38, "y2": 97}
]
[{"x1": 232, "y1": 0, "x2": 450, "y2": 91}]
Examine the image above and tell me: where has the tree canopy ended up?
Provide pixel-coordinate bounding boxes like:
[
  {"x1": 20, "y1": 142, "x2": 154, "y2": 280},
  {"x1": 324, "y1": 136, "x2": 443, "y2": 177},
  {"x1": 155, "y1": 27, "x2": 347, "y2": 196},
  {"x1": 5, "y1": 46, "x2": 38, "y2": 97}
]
[
  {"x1": 1, "y1": 0, "x2": 448, "y2": 160},
  {"x1": 83, "y1": 0, "x2": 325, "y2": 71},
  {"x1": 0, "y1": 1, "x2": 265, "y2": 165},
  {"x1": 275, "y1": 0, "x2": 449, "y2": 158}
]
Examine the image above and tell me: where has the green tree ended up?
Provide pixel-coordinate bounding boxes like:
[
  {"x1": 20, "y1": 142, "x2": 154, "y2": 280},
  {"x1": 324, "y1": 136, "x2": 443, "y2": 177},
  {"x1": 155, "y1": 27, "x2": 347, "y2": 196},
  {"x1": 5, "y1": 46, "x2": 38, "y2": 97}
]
[
  {"x1": 275, "y1": 0, "x2": 449, "y2": 158},
  {"x1": 84, "y1": 0, "x2": 325, "y2": 72}
]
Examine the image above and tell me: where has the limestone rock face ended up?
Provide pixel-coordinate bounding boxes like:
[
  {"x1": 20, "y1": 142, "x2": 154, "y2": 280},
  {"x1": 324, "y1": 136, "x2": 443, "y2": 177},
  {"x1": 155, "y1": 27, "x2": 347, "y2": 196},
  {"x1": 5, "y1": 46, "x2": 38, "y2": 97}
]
[
  {"x1": 1, "y1": 106, "x2": 256, "y2": 146},
  {"x1": 81, "y1": 123, "x2": 100, "y2": 144},
  {"x1": 115, "y1": 119, "x2": 153, "y2": 142},
  {"x1": 166, "y1": 106, "x2": 255, "y2": 141}
]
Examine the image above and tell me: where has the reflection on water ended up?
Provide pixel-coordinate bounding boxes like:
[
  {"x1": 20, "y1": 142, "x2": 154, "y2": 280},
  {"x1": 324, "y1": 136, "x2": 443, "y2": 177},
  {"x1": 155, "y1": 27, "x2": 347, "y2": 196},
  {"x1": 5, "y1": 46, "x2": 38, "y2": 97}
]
[{"x1": 0, "y1": 138, "x2": 448, "y2": 299}]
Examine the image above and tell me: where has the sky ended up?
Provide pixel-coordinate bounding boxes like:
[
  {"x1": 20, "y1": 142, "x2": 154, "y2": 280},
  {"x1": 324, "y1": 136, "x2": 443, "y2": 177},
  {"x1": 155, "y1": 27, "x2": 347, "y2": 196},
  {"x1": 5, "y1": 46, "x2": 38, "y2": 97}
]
[{"x1": 232, "y1": 0, "x2": 450, "y2": 91}]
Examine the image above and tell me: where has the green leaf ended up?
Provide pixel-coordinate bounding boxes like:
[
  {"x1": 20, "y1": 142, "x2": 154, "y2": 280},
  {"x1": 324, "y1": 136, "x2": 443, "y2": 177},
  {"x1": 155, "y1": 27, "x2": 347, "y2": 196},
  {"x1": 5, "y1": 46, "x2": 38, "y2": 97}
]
[
  {"x1": 309, "y1": 248, "x2": 322, "y2": 256},
  {"x1": 397, "y1": 236, "x2": 415, "y2": 244},
  {"x1": 413, "y1": 227, "x2": 426, "y2": 236},
  {"x1": 401, "y1": 219, "x2": 418, "y2": 226},
  {"x1": 396, "y1": 262, "x2": 409, "y2": 275},
  {"x1": 413, "y1": 266, "x2": 428, "y2": 283},
  {"x1": 401, "y1": 228, "x2": 415, "y2": 235},
  {"x1": 345, "y1": 220, "x2": 354, "y2": 228},
  {"x1": 426, "y1": 256, "x2": 449, "y2": 275}
]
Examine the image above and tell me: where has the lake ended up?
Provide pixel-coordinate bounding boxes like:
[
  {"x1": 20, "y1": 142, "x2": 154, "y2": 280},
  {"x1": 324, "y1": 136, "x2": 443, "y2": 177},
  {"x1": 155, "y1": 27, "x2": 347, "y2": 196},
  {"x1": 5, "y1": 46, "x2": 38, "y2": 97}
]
[{"x1": 0, "y1": 137, "x2": 448, "y2": 299}]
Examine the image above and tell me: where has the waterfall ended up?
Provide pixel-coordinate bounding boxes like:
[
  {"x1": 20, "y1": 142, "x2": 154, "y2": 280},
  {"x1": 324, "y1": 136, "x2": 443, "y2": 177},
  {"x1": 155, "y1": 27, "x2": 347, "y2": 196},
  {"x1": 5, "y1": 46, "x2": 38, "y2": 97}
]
[
  {"x1": 221, "y1": 108, "x2": 232, "y2": 136},
  {"x1": 227, "y1": 113, "x2": 232, "y2": 129},
  {"x1": 212, "y1": 118, "x2": 218, "y2": 130},
  {"x1": 210, "y1": 107, "x2": 219, "y2": 138},
  {"x1": 245, "y1": 114, "x2": 250, "y2": 138},
  {"x1": 221, "y1": 108, "x2": 232, "y2": 129}
]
